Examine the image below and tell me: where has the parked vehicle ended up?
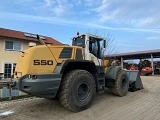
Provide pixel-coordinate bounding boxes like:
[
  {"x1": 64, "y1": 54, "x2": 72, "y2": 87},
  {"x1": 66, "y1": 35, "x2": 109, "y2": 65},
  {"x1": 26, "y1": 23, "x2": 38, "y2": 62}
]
[{"x1": 13, "y1": 33, "x2": 143, "y2": 112}]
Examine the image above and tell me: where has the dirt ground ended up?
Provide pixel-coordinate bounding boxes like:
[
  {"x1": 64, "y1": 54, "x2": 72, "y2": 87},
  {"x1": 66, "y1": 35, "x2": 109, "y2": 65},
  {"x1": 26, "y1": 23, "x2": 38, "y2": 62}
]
[{"x1": 0, "y1": 76, "x2": 160, "y2": 120}]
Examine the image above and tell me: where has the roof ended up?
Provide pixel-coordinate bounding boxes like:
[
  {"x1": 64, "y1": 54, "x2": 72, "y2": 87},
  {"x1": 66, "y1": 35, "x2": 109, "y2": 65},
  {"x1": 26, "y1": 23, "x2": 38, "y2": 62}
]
[
  {"x1": 105, "y1": 49, "x2": 160, "y2": 60},
  {"x1": 0, "y1": 28, "x2": 62, "y2": 44}
]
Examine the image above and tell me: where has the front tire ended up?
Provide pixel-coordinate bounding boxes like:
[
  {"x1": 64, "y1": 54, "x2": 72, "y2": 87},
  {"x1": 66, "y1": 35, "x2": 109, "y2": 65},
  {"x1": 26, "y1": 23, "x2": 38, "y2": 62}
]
[
  {"x1": 109, "y1": 70, "x2": 129, "y2": 96},
  {"x1": 58, "y1": 70, "x2": 95, "y2": 112}
]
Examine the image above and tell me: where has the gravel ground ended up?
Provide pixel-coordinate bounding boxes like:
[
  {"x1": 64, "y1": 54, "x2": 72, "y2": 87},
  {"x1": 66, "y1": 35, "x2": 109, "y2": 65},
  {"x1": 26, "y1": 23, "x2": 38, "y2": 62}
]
[{"x1": 0, "y1": 76, "x2": 160, "y2": 120}]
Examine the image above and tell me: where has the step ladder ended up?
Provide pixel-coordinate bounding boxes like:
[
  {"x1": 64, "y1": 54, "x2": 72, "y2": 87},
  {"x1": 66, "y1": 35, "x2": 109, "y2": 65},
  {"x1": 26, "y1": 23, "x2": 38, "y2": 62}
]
[{"x1": 97, "y1": 66, "x2": 105, "y2": 93}]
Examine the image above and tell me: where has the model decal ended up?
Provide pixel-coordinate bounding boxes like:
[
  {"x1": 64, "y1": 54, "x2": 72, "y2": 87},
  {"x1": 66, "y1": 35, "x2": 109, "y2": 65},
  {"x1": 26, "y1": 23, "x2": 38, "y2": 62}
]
[{"x1": 33, "y1": 60, "x2": 53, "y2": 65}]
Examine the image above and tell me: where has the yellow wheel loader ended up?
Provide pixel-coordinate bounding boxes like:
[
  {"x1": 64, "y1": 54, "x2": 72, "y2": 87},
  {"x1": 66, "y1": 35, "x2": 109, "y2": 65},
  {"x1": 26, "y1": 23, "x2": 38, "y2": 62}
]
[{"x1": 13, "y1": 33, "x2": 143, "y2": 112}]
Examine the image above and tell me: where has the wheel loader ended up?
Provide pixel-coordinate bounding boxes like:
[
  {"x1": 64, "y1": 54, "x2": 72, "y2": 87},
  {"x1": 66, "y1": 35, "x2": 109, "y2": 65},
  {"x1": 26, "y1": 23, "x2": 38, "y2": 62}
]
[{"x1": 13, "y1": 33, "x2": 143, "y2": 112}]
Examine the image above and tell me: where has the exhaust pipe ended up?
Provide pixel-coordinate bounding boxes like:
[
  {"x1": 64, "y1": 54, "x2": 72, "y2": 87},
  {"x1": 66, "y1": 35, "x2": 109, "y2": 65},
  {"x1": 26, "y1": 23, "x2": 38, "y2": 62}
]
[{"x1": 37, "y1": 34, "x2": 45, "y2": 45}]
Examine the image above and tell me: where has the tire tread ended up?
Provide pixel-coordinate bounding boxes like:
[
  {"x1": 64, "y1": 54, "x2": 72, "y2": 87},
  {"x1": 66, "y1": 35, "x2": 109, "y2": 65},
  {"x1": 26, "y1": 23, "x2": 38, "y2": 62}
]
[
  {"x1": 110, "y1": 70, "x2": 129, "y2": 96},
  {"x1": 58, "y1": 69, "x2": 95, "y2": 112}
]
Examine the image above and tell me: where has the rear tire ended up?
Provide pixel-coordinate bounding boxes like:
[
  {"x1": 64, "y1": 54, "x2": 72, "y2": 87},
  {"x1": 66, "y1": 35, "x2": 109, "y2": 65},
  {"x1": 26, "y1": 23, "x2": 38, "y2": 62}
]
[
  {"x1": 58, "y1": 69, "x2": 95, "y2": 112},
  {"x1": 109, "y1": 70, "x2": 129, "y2": 96}
]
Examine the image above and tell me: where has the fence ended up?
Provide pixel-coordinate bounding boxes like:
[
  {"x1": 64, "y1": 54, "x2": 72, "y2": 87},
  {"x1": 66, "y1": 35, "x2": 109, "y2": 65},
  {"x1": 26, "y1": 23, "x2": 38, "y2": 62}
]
[
  {"x1": 0, "y1": 79, "x2": 23, "y2": 100},
  {"x1": 1, "y1": 87, "x2": 19, "y2": 98}
]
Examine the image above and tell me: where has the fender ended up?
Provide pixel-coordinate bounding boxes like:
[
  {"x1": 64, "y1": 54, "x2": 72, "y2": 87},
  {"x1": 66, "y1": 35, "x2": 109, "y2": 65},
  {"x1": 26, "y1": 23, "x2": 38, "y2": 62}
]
[
  {"x1": 61, "y1": 60, "x2": 97, "y2": 74},
  {"x1": 105, "y1": 66, "x2": 122, "y2": 80},
  {"x1": 53, "y1": 59, "x2": 97, "y2": 75}
]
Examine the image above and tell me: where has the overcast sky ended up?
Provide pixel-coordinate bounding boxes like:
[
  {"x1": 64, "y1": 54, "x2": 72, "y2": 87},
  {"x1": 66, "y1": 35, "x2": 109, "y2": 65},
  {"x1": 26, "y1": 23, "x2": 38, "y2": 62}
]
[{"x1": 0, "y1": 0, "x2": 160, "y2": 54}]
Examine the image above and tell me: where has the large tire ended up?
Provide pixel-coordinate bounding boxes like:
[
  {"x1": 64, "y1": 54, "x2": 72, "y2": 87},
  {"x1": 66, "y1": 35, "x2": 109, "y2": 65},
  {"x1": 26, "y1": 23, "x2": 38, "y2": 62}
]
[
  {"x1": 58, "y1": 69, "x2": 96, "y2": 112},
  {"x1": 109, "y1": 70, "x2": 129, "y2": 96}
]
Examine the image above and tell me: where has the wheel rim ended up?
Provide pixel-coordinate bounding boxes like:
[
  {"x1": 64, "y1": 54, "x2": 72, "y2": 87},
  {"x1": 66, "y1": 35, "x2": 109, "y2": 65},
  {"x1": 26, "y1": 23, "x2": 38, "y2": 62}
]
[
  {"x1": 121, "y1": 76, "x2": 127, "y2": 89},
  {"x1": 77, "y1": 82, "x2": 90, "y2": 101}
]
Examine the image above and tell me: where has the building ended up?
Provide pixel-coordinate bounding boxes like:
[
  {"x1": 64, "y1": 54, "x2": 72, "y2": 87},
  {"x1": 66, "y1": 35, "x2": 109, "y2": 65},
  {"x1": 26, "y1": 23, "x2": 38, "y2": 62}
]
[
  {"x1": 105, "y1": 49, "x2": 160, "y2": 75},
  {"x1": 0, "y1": 27, "x2": 61, "y2": 79}
]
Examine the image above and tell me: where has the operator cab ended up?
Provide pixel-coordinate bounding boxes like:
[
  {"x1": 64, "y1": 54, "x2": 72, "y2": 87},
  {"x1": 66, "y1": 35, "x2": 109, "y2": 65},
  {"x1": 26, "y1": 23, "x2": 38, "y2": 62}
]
[{"x1": 72, "y1": 33, "x2": 106, "y2": 59}]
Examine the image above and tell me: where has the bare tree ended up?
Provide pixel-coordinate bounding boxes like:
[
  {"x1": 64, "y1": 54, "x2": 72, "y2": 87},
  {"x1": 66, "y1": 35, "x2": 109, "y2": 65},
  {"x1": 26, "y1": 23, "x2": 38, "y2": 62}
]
[{"x1": 102, "y1": 33, "x2": 118, "y2": 55}]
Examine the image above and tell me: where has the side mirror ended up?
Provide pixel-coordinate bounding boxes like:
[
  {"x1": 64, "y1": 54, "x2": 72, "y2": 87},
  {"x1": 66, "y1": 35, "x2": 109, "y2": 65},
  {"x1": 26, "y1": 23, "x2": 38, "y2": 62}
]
[{"x1": 103, "y1": 40, "x2": 106, "y2": 48}]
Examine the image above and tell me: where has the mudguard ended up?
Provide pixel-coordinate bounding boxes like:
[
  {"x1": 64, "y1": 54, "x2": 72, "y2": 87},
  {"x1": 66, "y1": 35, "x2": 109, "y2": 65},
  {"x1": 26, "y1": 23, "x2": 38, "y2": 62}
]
[
  {"x1": 105, "y1": 66, "x2": 123, "y2": 88},
  {"x1": 105, "y1": 66, "x2": 122, "y2": 80}
]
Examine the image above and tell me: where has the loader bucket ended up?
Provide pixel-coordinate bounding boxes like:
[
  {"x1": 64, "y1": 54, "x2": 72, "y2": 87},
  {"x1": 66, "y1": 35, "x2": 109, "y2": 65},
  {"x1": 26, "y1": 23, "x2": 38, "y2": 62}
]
[{"x1": 125, "y1": 70, "x2": 143, "y2": 92}]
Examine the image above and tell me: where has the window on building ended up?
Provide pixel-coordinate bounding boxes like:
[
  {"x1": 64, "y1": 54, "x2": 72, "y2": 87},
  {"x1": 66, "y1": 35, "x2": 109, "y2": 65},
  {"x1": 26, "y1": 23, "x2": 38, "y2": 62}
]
[
  {"x1": 5, "y1": 41, "x2": 22, "y2": 51},
  {"x1": 3, "y1": 63, "x2": 16, "y2": 78}
]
